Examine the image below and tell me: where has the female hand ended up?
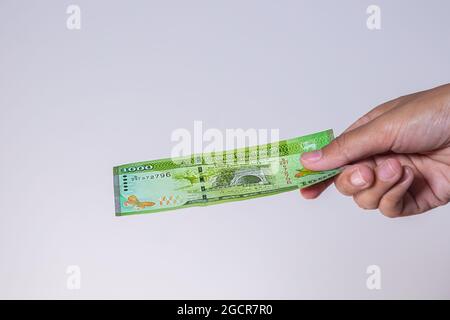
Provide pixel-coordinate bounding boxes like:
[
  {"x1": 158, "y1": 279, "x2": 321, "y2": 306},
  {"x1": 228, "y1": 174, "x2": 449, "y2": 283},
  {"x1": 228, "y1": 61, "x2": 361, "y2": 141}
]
[{"x1": 300, "y1": 84, "x2": 450, "y2": 218}]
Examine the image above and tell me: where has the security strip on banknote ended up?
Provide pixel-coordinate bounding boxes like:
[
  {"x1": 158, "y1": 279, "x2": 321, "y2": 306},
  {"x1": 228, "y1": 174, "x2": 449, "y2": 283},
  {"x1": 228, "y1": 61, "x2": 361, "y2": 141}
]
[{"x1": 113, "y1": 129, "x2": 340, "y2": 216}]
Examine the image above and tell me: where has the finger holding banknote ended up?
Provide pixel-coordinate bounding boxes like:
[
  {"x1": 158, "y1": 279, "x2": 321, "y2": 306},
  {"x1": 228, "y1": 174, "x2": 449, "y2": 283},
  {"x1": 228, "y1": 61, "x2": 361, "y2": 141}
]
[{"x1": 298, "y1": 97, "x2": 406, "y2": 199}]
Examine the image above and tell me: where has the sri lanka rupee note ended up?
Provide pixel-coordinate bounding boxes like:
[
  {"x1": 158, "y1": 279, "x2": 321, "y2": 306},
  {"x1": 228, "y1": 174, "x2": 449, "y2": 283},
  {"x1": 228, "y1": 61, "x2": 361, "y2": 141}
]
[{"x1": 113, "y1": 129, "x2": 340, "y2": 216}]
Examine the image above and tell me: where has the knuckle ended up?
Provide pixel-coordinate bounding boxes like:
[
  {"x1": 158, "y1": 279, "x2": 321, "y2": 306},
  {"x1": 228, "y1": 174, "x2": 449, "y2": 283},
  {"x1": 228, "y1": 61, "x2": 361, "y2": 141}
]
[
  {"x1": 333, "y1": 134, "x2": 353, "y2": 163},
  {"x1": 379, "y1": 198, "x2": 402, "y2": 218},
  {"x1": 353, "y1": 193, "x2": 378, "y2": 210},
  {"x1": 380, "y1": 208, "x2": 401, "y2": 218},
  {"x1": 358, "y1": 114, "x2": 373, "y2": 127},
  {"x1": 349, "y1": 114, "x2": 372, "y2": 131},
  {"x1": 380, "y1": 192, "x2": 396, "y2": 204},
  {"x1": 376, "y1": 120, "x2": 396, "y2": 149},
  {"x1": 334, "y1": 175, "x2": 353, "y2": 196},
  {"x1": 379, "y1": 193, "x2": 403, "y2": 218}
]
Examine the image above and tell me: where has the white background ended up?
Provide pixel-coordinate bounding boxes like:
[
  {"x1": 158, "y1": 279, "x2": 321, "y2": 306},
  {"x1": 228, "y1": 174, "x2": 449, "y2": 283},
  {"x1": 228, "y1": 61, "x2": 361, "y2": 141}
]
[{"x1": 0, "y1": 0, "x2": 449, "y2": 299}]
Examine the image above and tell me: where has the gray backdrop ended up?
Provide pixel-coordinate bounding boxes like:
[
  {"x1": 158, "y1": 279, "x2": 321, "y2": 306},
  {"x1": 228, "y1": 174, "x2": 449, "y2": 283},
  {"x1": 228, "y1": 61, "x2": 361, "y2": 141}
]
[{"x1": 0, "y1": 0, "x2": 449, "y2": 299}]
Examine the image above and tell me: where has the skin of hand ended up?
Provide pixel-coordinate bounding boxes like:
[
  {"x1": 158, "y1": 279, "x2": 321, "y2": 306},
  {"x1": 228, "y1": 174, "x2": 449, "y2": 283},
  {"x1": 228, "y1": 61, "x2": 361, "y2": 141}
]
[{"x1": 300, "y1": 83, "x2": 450, "y2": 218}]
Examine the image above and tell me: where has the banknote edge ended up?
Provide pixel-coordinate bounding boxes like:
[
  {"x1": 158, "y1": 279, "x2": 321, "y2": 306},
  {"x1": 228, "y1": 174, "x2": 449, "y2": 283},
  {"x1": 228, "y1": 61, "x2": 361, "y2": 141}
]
[
  {"x1": 113, "y1": 172, "x2": 122, "y2": 215},
  {"x1": 112, "y1": 129, "x2": 334, "y2": 174}
]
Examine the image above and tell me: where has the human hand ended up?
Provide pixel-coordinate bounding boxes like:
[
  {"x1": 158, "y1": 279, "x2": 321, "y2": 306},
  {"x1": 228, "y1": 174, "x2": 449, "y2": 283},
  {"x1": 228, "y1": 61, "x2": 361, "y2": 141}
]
[{"x1": 300, "y1": 84, "x2": 450, "y2": 218}]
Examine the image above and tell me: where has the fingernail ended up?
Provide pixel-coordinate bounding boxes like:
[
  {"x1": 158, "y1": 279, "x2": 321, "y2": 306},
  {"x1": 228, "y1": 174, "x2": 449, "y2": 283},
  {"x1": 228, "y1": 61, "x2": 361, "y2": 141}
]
[
  {"x1": 350, "y1": 168, "x2": 367, "y2": 186},
  {"x1": 378, "y1": 160, "x2": 396, "y2": 181},
  {"x1": 301, "y1": 150, "x2": 322, "y2": 163},
  {"x1": 400, "y1": 166, "x2": 412, "y2": 183}
]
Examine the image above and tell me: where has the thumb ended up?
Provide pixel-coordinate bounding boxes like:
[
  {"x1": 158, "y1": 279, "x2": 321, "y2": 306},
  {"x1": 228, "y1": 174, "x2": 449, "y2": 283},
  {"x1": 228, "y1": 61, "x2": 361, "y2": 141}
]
[{"x1": 301, "y1": 120, "x2": 392, "y2": 171}]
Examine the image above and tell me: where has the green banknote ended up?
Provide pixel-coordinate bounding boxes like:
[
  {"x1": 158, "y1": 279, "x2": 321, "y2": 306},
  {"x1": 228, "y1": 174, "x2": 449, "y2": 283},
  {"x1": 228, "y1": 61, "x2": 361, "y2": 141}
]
[{"x1": 113, "y1": 129, "x2": 340, "y2": 216}]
